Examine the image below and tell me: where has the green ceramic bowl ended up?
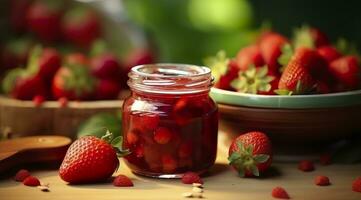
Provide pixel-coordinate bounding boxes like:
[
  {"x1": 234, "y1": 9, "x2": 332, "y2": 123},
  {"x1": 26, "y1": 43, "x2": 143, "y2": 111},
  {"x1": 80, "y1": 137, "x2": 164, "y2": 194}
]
[{"x1": 210, "y1": 88, "x2": 361, "y2": 109}]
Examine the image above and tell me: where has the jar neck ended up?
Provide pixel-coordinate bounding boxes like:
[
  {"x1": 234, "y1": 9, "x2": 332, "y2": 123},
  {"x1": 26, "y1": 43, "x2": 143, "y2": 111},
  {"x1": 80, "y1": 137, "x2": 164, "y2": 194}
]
[{"x1": 128, "y1": 64, "x2": 213, "y2": 95}]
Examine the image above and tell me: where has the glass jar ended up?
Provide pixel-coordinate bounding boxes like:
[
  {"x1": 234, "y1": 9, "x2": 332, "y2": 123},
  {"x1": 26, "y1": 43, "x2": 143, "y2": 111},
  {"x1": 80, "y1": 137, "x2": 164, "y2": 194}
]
[{"x1": 122, "y1": 64, "x2": 218, "y2": 178}]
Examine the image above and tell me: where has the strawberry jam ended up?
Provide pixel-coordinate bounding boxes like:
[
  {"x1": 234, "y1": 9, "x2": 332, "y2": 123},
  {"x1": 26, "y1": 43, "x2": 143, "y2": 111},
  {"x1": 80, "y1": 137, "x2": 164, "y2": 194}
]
[{"x1": 122, "y1": 64, "x2": 218, "y2": 178}]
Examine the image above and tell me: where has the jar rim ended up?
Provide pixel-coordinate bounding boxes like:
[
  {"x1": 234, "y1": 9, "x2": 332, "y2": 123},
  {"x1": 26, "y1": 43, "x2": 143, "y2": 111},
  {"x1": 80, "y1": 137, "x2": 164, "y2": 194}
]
[
  {"x1": 128, "y1": 63, "x2": 213, "y2": 95},
  {"x1": 131, "y1": 63, "x2": 211, "y2": 78}
]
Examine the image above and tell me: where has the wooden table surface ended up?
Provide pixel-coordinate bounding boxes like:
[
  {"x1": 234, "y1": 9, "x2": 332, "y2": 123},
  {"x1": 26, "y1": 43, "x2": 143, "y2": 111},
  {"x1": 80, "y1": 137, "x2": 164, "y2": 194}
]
[{"x1": 1, "y1": 134, "x2": 360, "y2": 200}]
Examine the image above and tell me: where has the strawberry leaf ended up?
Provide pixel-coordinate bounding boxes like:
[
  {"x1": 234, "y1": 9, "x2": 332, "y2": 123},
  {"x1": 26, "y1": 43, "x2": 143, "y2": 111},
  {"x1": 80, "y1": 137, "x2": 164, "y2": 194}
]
[
  {"x1": 27, "y1": 45, "x2": 42, "y2": 75},
  {"x1": 204, "y1": 50, "x2": 229, "y2": 83},
  {"x1": 238, "y1": 168, "x2": 245, "y2": 177},
  {"x1": 293, "y1": 25, "x2": 315, "y2": 49},
  {"x1": 254, "y1": 154, "x2": 270, "y2": 163},
  {"x1": 90, "y1": 39, "x2": 108, "y2": 57},
  {"x1": 249, "y1": 165, "x2": 260, "y2": 177},
  {"x1": 111, "y1": 136, "x2": 123, "y2": 147}
]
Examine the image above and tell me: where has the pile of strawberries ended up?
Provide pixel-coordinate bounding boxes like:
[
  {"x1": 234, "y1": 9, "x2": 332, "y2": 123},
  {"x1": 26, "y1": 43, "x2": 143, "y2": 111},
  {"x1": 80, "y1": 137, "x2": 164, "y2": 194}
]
[
  {"x1": 206, "y1": 26, "x2": 361, "y2": 95},
  {"x1": 0, "y1": 0, "x2": 154, "y2": 102}
]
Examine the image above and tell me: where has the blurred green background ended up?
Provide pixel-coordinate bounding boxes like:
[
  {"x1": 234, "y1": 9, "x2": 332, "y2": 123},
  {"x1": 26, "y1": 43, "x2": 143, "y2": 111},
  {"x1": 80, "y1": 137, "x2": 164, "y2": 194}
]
[{"x1": 123, "y1": 0, "x2": 361, "y2": 64}]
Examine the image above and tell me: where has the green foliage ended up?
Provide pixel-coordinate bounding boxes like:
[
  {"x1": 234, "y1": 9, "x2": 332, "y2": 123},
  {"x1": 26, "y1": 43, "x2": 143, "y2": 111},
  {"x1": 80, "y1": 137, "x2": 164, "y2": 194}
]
[
  {"x1": 203, "y1": 50, "x2": 229, "y2": 82},
  {"x1": 77, "y1": 112, "x2": 122, "y2": 139}
]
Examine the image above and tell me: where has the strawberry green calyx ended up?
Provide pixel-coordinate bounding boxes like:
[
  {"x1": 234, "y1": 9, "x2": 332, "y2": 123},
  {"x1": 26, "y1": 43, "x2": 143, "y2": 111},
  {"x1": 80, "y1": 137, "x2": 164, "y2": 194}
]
[
  {"x1": 228, "y1": 141, "x2": 270, "y2": 177},
  {"x1": 63, "y1": 64, "x2": 96, "y2": 97},
  {"x1": 27, "y1": 45, "x2": 43, "y2": 75},
  {"x1": 2, "y1": 68, "x2": 26, "y2": 94},
  {"x1": 335, "y1": 38, "x2": 360, "y2": 58},
  {"x1": 278, "y1": 43, "x2": 293, "y2": 72},
  {"x1": 231, "y1": 65, "x2": 274, "y2": 94},
  {"x1": 293, "y1": 25, "x2": 315, "y2": 49},
  {"x1": 204, "y1": 50, "x2": 229, "y2": 83},
  {"x1": 101, "y1": 130, "x2": 130, "y2": 157}
]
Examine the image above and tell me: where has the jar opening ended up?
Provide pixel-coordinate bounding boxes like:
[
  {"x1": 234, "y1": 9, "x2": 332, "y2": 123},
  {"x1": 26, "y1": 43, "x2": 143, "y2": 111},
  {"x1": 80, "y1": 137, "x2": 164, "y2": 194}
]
[{"x1": 128, "y1": 63, "x2": 213, "y2": 94}]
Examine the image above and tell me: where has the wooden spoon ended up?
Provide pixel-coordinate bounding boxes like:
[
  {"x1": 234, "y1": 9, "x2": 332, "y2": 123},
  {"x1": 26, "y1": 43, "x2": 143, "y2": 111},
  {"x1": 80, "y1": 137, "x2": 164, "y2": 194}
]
[{"x1": 0, "y1": 135, "x2": 71, "y2": 174}]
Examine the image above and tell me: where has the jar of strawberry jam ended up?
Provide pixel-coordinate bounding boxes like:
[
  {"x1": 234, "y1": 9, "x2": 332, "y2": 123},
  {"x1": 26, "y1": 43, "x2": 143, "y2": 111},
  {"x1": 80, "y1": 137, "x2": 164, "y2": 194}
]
[{"x1": 122, "y1": 64, "x2": 218, "y2": 178}]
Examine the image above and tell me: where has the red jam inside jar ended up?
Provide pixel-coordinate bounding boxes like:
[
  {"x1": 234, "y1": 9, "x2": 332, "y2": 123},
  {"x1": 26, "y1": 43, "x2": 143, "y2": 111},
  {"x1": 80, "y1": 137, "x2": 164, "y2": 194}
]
[{"x1": 122, "y1": 64, "x2": 218, "y2": 178}]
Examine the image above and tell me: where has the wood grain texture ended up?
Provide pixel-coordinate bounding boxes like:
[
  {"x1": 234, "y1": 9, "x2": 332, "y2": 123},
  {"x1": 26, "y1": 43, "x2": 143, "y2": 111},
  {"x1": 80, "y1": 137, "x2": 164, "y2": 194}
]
[
  {"x1": 0, "y1": 133, "x2": 360, "y2": 200},
  {"x1": 0, "y1": 96, "x2": 124, "y2": 138}
]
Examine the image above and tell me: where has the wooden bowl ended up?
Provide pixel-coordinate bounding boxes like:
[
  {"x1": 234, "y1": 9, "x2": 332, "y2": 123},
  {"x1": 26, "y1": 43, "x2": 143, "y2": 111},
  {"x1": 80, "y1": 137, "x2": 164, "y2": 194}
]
[
  {"x1": 0, "y1": 96, "x2": 124, "y2": 139},
  {"x1": 211, "y1": 88, "x2": 361, "y2": 150}
]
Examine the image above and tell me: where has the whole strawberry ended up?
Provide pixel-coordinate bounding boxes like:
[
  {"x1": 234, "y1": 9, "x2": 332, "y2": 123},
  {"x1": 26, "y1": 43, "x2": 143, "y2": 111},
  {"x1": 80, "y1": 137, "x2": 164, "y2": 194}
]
[
  {"x1": 95, "y1": 79, "x2": 121, "y2": 100},
  {"x1": 52, "y1": 65, "x2": 96, "y2": 100},
  {"x1": 228, "y1": 131, "x2": 272, "y2": 177},
  {"x1": 27, "y1": 46, "x2": 61, "y2": 82},
  {"x1": 235, "y1": 45, "x2": 264, "y2": 71},
  {"x1": 62, "y1": 7, "x2": 101, "y2": 48},
  {"x1": 90, "y1": 53, "x2": 122, "y2": 81},
  {"x1": 59, "y1": 131, "x2": 129, "y2": 184},
  {"x1": 278, "y1": 47, "x2": 327, "y2": 94},
  {"x1": 26, "y1": 0, "x2": 63, "y2": 42},
  {"x1": 317, "y1": 46, "x2": 341, "y2": 63},
  {"x1": 2, "y1": 68, "x2": 46, "y2": 100},
  {"x1": 329, "y1": 56, "x2": 360, "y2": 91},
  {"x1": 259, "y1": 33, "x2": 288, "y2": 74}
]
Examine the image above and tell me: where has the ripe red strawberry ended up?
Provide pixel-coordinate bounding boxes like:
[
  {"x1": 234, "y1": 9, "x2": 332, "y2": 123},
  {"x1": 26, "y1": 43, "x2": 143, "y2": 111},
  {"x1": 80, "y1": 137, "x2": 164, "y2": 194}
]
[
  {"x1": 95, "y1": 79, "x2": 121, "y2": 100},
  {"x1": 52, "y1": 66, "x2": 96, "y2": 100},
  {"x1": 181, "y1": 172, "x2": 203, "y2": 184},
  {"x1": 154, "y1": 127, "x2": 172, "y2": 144},
  {"x1": 236, "y1": 45, "x2": 264, "y2": 71},
  {"x1": 314, "y1": 175, "x2": 330, "y2": 186},
  {"x1": 161, "y1": 154, "x2": 177, "y2": 173},
  {"x1": 14, "y1": 169, "x2": 30, "y2": 182},
  {"x1": 2, "y1": 68, "x2": 46, "y2": 100},
  {"x1": 278, "y1": 48, "x2": 327, "y2": 94},
  {"x1": 352, "y1": 177, "x2": 361, "y2": 193},
  {"x1": 23, "y1": 176, "x2": 40, "y2": 187},
  {"x1": 271, "y1": 187, "x2": 290, "y2": 199},
  {"x1": 62, "y1": 7, "x2": 101, "y2": 48},
  {"x1": 65, "y1": 53, "x2": 89, "y2": 66},
  {"x1": 329, "y1": 56, "x2": 360, "y2": 91},
  {"x1": 59, "y1": 131, "x2": 129, "y2": 184},
  {"x1": 317, "y1": 46, "x2": 341, "y2": 63},
  {"x1": 259, "y1": 33, "x2": 288, "y2": 74},
  {"x1": 298, "y1": 160, "x2": 315, "y2": 172},
  {"x1": 33, "y1": 95, "x2": 45, "y2": 107},
  {"x1": 214, "y1": 59, "x2": 239, "y2": 90},
  {"x1": 90, "y1": 53, "x2": 122, "y2": 81},
  {"x1": 228, "y1": 131, "x2": 272, "y2": 177},
  {"x1": 113, "y1": 175, "x2": 134, "y2": 187},
  {"x1": 26, "y1": 1, "x2": 62, "y2": 42},
  {"x1": 27, "y1": 46, "x2": 61, "y2": 82}
]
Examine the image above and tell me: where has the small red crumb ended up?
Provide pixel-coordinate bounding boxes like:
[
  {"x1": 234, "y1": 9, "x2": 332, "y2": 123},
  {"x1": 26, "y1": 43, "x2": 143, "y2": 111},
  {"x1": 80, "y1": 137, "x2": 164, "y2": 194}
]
[
  {"x1": 58, "y1": 97, "x2": 68, "y2": 107},
  {"x1": 320, "y1": 153, "x2": 331, "y2": 165},
  {"x1": 298, "y1": 160, "x2": 315, "y2": 172},
  {"x1": 33, "y1": 95, "x2": 45, "y2": 107},
  {"x1": 314, "y1": 175, "x2": 330, "y2": 186},
  {"x1": 14, "y1": 169, "x2": 30, "y2": 182},
  {"x1": 181, "y1": 172, "x2": 203, "y2": 184},
  {"x1": 113, "y1": 175, "x2": 133, "y2": 187},
  {"x1": 23, "y1": 176, "x2": 40, "y2": 186},
  {"x1": 271, "y1": 187, "x2": 290, "y2": 199},
  {"x1": 352, "y1": 177, "x2": 361, "y2": 193}
]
